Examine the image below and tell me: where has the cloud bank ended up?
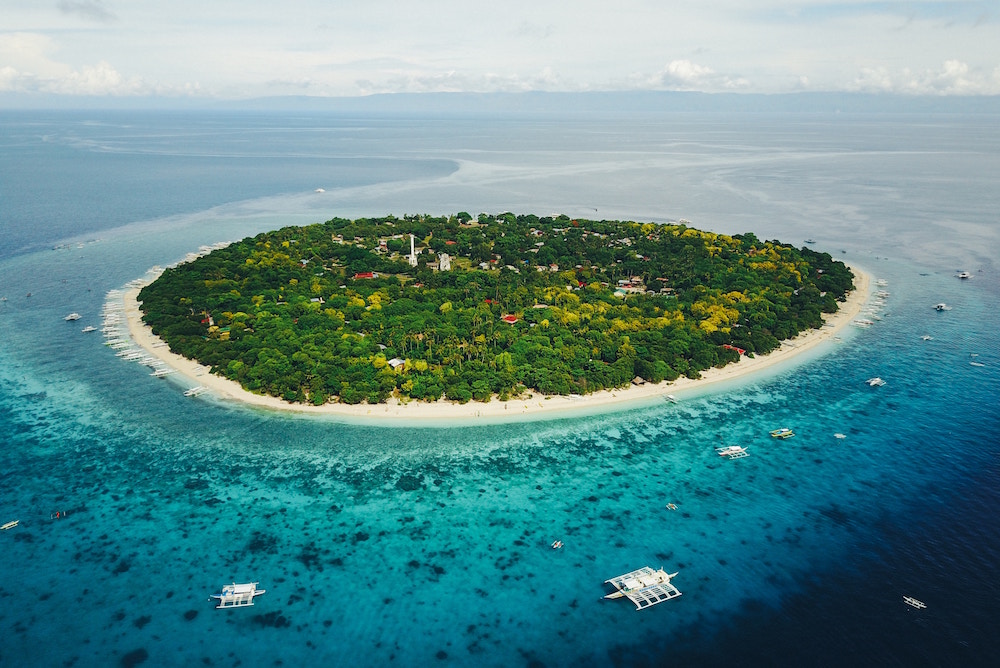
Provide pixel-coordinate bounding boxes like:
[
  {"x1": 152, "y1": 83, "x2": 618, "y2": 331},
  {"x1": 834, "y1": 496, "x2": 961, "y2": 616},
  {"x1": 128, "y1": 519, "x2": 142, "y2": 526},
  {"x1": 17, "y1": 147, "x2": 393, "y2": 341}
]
[{"x1": 1, "y1": 2, "x2": 997, "y2": 99}]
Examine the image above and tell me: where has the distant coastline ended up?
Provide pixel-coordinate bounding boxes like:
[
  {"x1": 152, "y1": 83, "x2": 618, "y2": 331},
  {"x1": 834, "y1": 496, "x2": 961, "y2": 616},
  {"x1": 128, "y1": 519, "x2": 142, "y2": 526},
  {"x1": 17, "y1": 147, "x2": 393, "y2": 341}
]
[{"x1": 122, "y1": 265, "x2": 871, "y2": 422}]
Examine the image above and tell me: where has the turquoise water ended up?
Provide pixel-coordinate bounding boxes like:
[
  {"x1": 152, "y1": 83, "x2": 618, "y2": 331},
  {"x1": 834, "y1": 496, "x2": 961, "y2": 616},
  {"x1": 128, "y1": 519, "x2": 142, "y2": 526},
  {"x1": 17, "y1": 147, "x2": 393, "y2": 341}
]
[{"x1": 1, "y1": 111, "x2": 998, "y2": 666}]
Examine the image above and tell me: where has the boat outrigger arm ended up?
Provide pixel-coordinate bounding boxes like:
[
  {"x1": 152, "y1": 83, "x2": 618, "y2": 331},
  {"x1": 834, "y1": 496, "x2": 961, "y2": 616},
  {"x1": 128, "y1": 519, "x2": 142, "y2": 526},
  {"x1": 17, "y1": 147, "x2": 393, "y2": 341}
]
[{"x1": 604, "y1": 567, "x2": 681, "y2": 610}]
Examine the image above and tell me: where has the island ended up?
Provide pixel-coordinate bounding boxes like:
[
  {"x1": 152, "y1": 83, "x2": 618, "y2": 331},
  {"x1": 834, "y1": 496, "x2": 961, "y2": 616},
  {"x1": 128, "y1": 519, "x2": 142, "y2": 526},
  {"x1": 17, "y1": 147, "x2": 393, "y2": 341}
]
[{"x1": 136, "y1": 213, "x2": 857, "y2": 409}]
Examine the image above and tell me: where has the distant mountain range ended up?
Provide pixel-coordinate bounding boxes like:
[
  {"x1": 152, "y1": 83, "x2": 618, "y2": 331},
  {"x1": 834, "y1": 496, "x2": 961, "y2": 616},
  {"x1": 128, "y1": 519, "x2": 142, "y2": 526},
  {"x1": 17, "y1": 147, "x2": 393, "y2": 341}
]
[{"x1": 4, "y1": 90, "x2": 999, "y2": 114}]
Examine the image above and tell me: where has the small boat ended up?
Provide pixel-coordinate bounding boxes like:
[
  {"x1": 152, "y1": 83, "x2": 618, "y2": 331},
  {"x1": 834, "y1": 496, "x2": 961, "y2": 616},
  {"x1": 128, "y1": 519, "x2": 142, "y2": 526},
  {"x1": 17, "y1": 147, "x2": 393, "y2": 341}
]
[
  {"x1": 866, "y1": 377, "x2": 886, "y2": 387},
  {"x1": 81, "y1": 325, "x2": 97, "y2": 333},
  {"x1": 903, "y1": 596, "x2": 926, "y2": 609},
  {"x1": 665, "y1": 503, "x2": 678, "y2": 510},
  {"x1": 934, "y1": 303, "x2": 951, "y2": 311},
  {"x1": 184, "y1": 386, "x2": 207, "y2": 397},
  {"x1": 716, "y1": 445, "x2": 749, "y2": 459},
  {"x1": 150, "y1": 368, "x2": 174, "y2": 377},
  {"x1": 1, "y1": 520, "x2": 19, "y2": 531},
  {"x1": 551, "y1": 540, "x2": 563, "y2": 549},
  {"x1": 64, "y1": 312, "x2": 81, "y2": 321},
  {"x1": 804, "y1": 239, "x2": 816, "y2": 244},
  {"x1": 212, "y1": 582, "x2": 266, "y2": 609},
  {"x1": 834, "y1": 433, "x2": 847, "y2": 439},
  {"x1": 604, "y1": 567, "x2": 681, "y2": 610},
  {"x1": 665, "y1": 394, "x2": 677, "y2": 404},
  {"x1": 920, "y1": 335, "x2": 933, "y2": 341},
  {"x1": 956, "y1": 271, "x2": 971, "y2": 279},
  {"x1": 770, "y1": 428, "x2": 795, "y2": 439}
]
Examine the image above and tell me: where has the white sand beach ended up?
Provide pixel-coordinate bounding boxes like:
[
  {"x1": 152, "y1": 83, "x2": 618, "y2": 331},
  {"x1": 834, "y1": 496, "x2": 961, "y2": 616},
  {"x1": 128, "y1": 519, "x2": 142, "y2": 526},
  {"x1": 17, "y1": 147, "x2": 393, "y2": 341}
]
[{"x1": 123, "y1": 265, "x2": 871, "y2": 421}]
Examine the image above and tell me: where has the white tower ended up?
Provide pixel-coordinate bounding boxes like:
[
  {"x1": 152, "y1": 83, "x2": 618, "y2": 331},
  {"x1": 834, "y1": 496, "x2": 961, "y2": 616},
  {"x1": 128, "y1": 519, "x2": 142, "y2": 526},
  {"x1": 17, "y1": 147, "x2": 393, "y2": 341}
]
[{"x1": 409, "y1": 234, "x2": 418, "y2": 267}]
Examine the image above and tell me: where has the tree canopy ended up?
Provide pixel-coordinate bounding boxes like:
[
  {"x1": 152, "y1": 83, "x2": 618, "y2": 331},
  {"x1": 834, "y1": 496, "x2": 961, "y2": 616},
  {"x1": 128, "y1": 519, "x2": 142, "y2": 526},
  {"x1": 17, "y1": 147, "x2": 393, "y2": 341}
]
[{"x1": 138, "y1": 214, "x2": 854, "y2": 406}]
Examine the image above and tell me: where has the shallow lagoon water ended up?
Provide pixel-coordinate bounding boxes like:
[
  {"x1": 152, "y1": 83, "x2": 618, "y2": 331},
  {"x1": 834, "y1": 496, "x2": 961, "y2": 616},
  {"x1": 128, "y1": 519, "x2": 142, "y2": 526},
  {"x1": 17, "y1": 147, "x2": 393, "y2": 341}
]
[{"x1": 1, "y1": 111, "x2": 998, "y2": 666}]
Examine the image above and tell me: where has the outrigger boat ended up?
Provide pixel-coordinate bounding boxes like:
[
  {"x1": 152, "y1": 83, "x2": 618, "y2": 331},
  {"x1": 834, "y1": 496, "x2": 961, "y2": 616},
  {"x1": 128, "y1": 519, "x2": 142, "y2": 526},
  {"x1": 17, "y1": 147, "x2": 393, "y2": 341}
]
[
  {"x1": 770, "y1": 428, "x2": 795, "y2": 439},
  {"x1": 903, "y1": 595, "x2": 926, "y2": 609},
  {"x1": 604, "y1": 567, "x2": 681, "y2": 611},
  {"x1": 716, "y1": 445, "x2": 748, "y2": 459},
  {"x1": 211, "y1": 582, "x2": 266, "y2": 609},
  {"x1": 866, "y1": 377, "x2": 886, "y2": 387},
  {"x1": 1, "y1": 520, "x2": 19, "y2": 531}
]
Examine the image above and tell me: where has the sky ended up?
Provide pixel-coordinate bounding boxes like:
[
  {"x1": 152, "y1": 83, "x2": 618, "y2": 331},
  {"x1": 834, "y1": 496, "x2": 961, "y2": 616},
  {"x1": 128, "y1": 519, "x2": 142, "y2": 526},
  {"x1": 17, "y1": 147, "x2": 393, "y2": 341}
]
[{"x1": 2, "y1": 1, "x2": 999, "y2": 101}]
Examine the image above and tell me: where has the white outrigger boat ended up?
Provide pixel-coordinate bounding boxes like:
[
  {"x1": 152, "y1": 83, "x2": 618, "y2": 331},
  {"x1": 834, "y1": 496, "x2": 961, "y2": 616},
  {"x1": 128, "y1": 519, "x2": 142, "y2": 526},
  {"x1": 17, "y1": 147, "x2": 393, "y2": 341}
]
[
  {"x1": 212, "y1": 582, "x2": 266, "y2": 609},
  {"x1": 716, "y1": 445, "x2": 749, "y2": 459},
  {"x1": 184, "y1": 386, "x2": 207, "y2": 397},
  {"x1": 604, "y1": 567, "x2": 681, "y2": 611},
  {"x1": 903, "y1": 595, "x2": 926, "y2": 609},
  {"x1": 866, "y1": 377, "x2": 886, "y2": 387},
  {"x1": 1, "y1": 519, "x2": 19, "y2": 531}
]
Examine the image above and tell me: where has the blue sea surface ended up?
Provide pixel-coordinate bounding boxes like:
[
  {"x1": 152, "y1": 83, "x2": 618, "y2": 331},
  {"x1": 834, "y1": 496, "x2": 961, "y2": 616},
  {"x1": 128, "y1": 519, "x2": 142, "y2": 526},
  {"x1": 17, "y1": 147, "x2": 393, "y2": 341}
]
[{"x1": 1, "y1": 110, "x2": 998, "y2": 667}]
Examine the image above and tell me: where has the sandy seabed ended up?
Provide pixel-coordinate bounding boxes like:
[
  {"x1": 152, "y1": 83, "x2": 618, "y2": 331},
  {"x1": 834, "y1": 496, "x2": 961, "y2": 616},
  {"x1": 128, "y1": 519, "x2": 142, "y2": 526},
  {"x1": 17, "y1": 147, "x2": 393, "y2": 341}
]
[{"x1": 123, "y1": 266, "x2": 871, "y2": 423}]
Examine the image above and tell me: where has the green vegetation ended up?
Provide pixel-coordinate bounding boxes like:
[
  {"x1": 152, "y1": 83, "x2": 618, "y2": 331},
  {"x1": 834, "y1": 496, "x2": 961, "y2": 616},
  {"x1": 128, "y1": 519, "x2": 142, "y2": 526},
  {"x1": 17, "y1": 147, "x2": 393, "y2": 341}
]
[{"x1": 138, "y1": 214, "x2": 853, "y2": 406}]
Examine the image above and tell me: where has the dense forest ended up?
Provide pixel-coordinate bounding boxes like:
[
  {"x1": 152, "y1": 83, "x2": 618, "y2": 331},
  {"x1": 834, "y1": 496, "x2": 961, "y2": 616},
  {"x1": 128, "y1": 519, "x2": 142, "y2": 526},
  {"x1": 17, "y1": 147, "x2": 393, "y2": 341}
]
[{"x1": 138, "y1": 213, "x2": 854, "y2": 405}]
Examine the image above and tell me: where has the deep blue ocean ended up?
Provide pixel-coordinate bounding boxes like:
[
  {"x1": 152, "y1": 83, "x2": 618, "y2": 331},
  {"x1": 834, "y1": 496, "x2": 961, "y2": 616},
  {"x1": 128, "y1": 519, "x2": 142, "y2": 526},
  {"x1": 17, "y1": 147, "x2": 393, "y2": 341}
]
[{"x1": 1, "y1": 110, "x2": 998, "y2": 667}]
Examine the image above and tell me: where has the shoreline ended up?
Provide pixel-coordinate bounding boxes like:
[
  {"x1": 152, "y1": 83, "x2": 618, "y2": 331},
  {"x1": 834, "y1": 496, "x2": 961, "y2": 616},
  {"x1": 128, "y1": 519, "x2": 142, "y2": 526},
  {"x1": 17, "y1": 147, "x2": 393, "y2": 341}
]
[{"x1": 122, "y1": 265, "x2": 871, "y2": 422}]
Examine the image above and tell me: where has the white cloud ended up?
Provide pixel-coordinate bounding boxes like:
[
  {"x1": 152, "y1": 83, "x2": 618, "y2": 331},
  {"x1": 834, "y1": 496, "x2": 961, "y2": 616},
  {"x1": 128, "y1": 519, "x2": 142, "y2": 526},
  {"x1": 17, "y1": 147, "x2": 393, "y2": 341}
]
[
  {"x1": 0, "y1": 59, "x2": 142, "y2": 95},
  {"x1": 652, "y1": 60, "x2": 750, "y2": 91},
  {"x1": 0, "y1": 32, "x2": 65, "y2": 75},
  {"x1": 850, "y1": 60, "x2": 1000, "y2": 95},
  {"x1": 0, "y1": 32, "x2": 194, "y2": 96}
]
